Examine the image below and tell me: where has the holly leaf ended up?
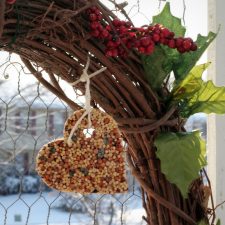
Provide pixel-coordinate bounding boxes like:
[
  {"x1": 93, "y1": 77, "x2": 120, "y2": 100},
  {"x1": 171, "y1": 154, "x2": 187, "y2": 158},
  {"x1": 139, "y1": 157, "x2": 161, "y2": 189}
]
[
  {"x1": 155, "y1": 131, "x2": 206, "y2": 198},
  {"x1": 173, "y1": 32, "x2": 217, "y2": 81},
  {"x1": 153, "y1": 2, "x2": 186, "y2": 37},
  {"x1": 172, "y1": 63, "x2": 211, "y2": 100}
]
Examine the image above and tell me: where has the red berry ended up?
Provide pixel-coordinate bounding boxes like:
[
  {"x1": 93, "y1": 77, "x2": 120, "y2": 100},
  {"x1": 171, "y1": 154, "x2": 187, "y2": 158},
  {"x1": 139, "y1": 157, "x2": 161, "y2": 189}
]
[
  {"x1": 97, "y1": 24, "x2": 103, "y2": 31},
  {"x1": 125, "y1": 22, "x2": 132, "y2": 28},
  {"x1": 160, "y1": 32, "x2": 165, "y2": 38},
  {"x1": 140, "y1": 37, "x2": 151, "y2": 47},
  {"x1": 190, "y1": 43, "x2": 198, "y2": 51},
  {"x1": 101, "y1": 29, "x2": 109, "y2": 38},
  {"x1": 111, "y1": 49, "x2": 119, "y2": 57},
  {"x1": 107, "y1": 41, "x2": 116, "y2": 48},
  {"x1": 97, "y1": 14, "x2": 102, "y2": 21},
  {"x1": 89, "y1": 14, "x2": 97, "y2": 21},
  {"x1": 175, "y1": 38, "x2": 183, "y2": 47},
  {"x1": 138, "y1": 47, "x2": 145, "y2": 54},
  {"x1": 152, "y1": 33, "x2": 160, "y2": 42},
  {"x1": 107, "y1": 34, "x2": 112, "y2": 40},
  {"x1": 161, "y1": 28, "x2": 170, "y2": 38},
  {"x1": 94, "y1": 9, "x2": 101, "y2": 15},
  {"x1": 106, "y1": 50, "x2": 113, "y2": 57},
  {"x1": 114, "y1": 38, "x2": 121, "y2": 46},
  {"x1": 90, "y1": 22, "x2": 100, "y2": 30},
  {"x1": 126, "y1": 41, "x2": 133, "y2": 49},
  {"x1": 154, "y1": 24, "x2": 161, "y2": 29},
  {"x1": 186, "y1": 37, "x2": 193, "y2": 42},
  {"x1": 129, "y1": 32, "x2": 136, "y2": 38},
  {"x1": 121, "y1": 37, "x2": 128, "y2": 44},
  {"x1": 145, "y1": 44, "x2": 155, "y2": 55},
  {"x1": 183, "y1": 39, "x2": 192, "y2": 50},
  {"x1": 120, "y1": 21, "x2": 126, "y2": 26},
  {"x1": 112, "y1": 18, "x2": 121, "y2": 27},
  {"x1": 154, "y1": 29, "x2": 161, "y2": 34},
  {"x1": 177, "y1": 46, "x2": 186, "y2": 53},
  {"x1": 106, "y1": 25, "x2": 112, "y2": 31},
  {"x1": 148, "y1": 26, "x2": 154, "y2": 31},
  {"x1": 134, "y1": 40, "x2": 141, "y2": 48},
  {"x1": 91, "y1": 30, "x2": 100, "y2": 38},
  {"x1": 168, "y1": 39, "x2": 176, "y2": 48},
  {"x1": 119, "y1": 26, "x2": 127, "y2": 34},
  {"x1": 160, "y1": 38, "x2": 168, "y2": 45},
  {"x1": 169, "y1": 32, "x2": 175, "y2": 38}
]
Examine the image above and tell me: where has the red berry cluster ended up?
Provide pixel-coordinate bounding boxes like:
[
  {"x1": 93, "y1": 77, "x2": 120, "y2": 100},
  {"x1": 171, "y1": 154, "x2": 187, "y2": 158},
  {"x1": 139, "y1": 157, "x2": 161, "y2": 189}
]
[{"x1": 87, "y1": 7, "x2": 197, "y2": 57}]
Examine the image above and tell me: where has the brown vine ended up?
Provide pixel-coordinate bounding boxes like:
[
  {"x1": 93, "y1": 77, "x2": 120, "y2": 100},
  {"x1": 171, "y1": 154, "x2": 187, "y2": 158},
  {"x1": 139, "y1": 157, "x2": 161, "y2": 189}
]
[{"x1": 0, "y1": 0, "x2": 5, "y2": 38}]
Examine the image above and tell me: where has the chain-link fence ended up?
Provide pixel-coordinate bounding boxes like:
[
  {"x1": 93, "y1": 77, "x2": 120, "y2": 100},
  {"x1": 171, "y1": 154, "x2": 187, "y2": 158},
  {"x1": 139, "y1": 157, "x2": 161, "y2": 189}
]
[{"x1": 0, "y1": 1, "x2": 207, "y2": 225}]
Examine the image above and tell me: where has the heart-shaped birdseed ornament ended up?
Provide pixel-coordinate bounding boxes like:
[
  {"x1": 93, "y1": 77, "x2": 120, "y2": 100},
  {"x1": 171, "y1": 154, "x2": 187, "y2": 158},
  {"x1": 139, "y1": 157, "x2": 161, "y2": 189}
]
[{"x1": 36, "y1": 109, "x2": 128, "y2": 194}]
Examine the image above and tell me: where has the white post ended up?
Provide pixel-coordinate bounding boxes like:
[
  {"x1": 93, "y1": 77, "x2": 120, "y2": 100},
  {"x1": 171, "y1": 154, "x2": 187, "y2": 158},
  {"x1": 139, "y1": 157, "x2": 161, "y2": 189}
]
[{"x1": 208, "y1": 0, "x2": 225, "y2": 222}]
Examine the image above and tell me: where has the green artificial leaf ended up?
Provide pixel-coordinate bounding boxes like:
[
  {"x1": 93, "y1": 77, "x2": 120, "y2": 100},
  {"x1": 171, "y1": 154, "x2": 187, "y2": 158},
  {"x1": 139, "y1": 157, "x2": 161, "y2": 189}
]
[
  {"x1": 171, "y1": 63, "x2": 225, "y2": 117},
  {"x1": 153, "y1": 2, "x2": 186, "y2": 37},
  {"x1": 173, "y1": 32, "x2": 217, "y2": 81},
  {"x1": 188, "y1": 80, "x2": 225, "y2": 115},
  {"x1": 173, "y1": 63, "x2": 211, "y2": 100},
  {"x1": 155, "y1": 131, "x2": 206, "y2": 198},
  {"x1": 142, "y1": 46, "x2": 175, "y2": 89}
]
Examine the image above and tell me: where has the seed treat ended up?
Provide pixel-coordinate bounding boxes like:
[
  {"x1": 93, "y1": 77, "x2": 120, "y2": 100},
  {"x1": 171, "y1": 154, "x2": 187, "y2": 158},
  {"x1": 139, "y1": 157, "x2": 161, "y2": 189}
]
[{"x1": 36, "y1": 109, "x2": 128, "y2": 194}]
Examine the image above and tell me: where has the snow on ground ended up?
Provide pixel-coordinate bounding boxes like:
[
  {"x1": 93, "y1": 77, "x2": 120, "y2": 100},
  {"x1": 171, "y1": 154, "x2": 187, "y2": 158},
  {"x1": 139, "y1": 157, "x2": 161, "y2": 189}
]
[
  {"x1": 0, "y1": 192, "x2": 88, "y2": 225},
  {"x1": 0, "y1": 192, "x2": 145, "y2": 225}
]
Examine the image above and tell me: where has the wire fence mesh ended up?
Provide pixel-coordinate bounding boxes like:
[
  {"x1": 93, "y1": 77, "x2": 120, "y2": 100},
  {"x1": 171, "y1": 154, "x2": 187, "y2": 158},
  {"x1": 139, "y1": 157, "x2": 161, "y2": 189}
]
[
  {"x1": 0, "y1": 52, "x2": 145, "y2": 225},
  {"x1": 0, "y1": 1, "x2": 208, "y2": 225}
]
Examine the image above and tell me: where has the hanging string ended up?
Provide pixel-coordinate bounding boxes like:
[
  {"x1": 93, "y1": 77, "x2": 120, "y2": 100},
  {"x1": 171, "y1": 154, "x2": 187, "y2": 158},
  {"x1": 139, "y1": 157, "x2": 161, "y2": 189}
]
[{"x1": 67, "y1": 57, "x2": 107, "y2": 146}]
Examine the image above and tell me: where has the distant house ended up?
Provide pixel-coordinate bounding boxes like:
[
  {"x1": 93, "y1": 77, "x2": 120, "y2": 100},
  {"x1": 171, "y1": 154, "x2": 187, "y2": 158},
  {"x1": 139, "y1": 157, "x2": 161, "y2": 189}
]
[{"x1": 0, "y1": 98, "x2": 69, "y2": 172}]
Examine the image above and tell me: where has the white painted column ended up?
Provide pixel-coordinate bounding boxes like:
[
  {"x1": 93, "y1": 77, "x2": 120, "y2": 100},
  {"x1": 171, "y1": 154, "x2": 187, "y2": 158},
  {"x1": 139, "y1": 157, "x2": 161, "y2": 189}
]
[{"x1": 208, "y1": 0, "x2": 225, "y2": 222}]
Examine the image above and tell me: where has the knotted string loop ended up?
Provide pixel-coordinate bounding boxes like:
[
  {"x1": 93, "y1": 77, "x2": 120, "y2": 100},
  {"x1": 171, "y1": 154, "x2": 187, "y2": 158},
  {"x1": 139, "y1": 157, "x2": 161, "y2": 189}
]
[{"x1": 67, "y1": 57, "x2": 107, "y2": 146}]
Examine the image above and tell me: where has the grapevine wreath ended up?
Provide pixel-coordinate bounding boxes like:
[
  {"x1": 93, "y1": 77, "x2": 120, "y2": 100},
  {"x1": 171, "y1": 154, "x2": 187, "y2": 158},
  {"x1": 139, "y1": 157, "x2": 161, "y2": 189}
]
[{"x1": 0, "y1": 0, "x2": 222, "y2": 225}]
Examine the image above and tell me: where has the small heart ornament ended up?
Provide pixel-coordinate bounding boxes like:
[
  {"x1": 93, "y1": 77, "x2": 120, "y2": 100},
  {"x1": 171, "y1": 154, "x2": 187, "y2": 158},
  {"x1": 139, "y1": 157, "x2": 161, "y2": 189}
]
[{"x1": 36, "y1": 109, "x2": 128, "y2": 194}]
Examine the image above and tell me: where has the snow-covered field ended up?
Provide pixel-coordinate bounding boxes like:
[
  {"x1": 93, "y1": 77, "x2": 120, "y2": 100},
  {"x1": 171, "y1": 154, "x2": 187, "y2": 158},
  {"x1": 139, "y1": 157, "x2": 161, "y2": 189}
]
[{"x1": 0, "y1": 192, "x2": 145, "y2": 225}]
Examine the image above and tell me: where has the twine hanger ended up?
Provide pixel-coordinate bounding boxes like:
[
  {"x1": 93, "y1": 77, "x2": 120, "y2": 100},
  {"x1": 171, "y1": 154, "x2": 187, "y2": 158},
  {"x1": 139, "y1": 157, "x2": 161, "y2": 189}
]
[{"x1": 67, "y1": 56, "x2": 107, "y2": 146}]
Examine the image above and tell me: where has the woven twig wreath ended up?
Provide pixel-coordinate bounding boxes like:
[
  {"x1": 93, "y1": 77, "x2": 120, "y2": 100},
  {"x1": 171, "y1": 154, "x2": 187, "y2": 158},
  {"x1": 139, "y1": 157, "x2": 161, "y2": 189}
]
[{"x1": 36, "y1": 109, "x2": 128, "y2": 194}]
